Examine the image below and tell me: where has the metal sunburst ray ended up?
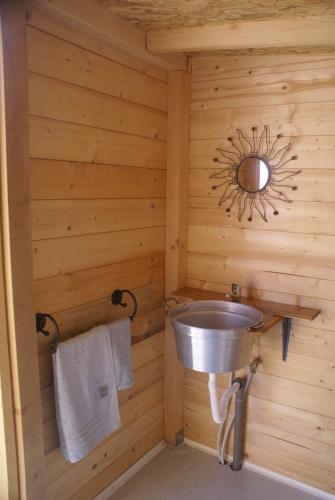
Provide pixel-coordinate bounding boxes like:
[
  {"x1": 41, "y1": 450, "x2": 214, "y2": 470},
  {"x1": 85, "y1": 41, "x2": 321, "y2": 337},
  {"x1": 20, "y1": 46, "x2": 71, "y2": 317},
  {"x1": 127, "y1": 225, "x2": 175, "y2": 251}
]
[
  {"x1": 254, "y1": 198, "x2": 268, "y2": 222},
  {"x1": 237, "y1": 128, "x2": 252, "y2": 155},
  {"x1": 225, "y1": 188, "x2": 242, "y2": 214},
  {"x1": 260, "y1": 191, "x2": 279, "y2": 216},
  {"x1": 266, "y1": 134, "x2": 283, "y2": 160},
  {"x1": 238, "y1": 192, "x2": 248, "y2": 221},
  {"x1": 247, "y1": 197, "x2": 255, "y2": 221},
  {"x1": 227, "y1": 136, "x2": 244, "y2": 156},
  {"x1": 273, "y1": 170, "x2": 302, "y2": 182},
  {"x1": 211, "y1": 179, "x2": 232, "y2": 191},
  {"x1": 268, "y1": 142, "x2": 291, "y2": 162},
  {"x1": 266, "y1": 185, "x2": 293, "y2": 203},
  {"x1": 219, "y1": 185, "x2": 239, "y2": 207},
  {"x1": 273, "y1": 154, "x2": 298, "y2": 170},
  {"x1": 216, "y1": 147, "x2": 240, "y2": 162},
  {"x1": 256, "y1": 125, "x2": 267, "y2": 154},
  {"x1": 209, "y1": 168, "x2": 233, "y2": 179}
]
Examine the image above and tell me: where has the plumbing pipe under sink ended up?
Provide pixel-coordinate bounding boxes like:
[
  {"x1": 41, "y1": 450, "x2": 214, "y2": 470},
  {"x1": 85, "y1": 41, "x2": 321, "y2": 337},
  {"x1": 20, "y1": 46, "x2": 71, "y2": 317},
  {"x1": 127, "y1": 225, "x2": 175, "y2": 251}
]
[
  {"x1": 208, "y1": 373, "x2": 240, "y2": 424},
  {"x1": 208, "y1": 357, "x2": 261, "y2": 467}
]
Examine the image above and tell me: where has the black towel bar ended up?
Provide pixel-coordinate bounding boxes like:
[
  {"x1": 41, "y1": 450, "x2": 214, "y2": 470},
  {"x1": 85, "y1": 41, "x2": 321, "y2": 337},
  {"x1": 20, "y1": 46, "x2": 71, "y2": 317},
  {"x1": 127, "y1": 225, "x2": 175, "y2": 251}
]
[
  {"x1": 37, "y1": 289, "x2": 137, "y2": 351},
  {"x1": 36, "y1": 312, "x2": 61, "y2": 353},
  {"x1": 111, "y1": 289, "x2": 137, "y2": 321}
]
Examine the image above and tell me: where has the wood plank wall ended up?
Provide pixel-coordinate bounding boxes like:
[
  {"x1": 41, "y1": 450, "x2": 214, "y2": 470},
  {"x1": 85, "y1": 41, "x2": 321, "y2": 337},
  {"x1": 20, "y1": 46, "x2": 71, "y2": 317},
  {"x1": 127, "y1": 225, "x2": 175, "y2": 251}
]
[
  {"x1": 186, "y1": 53, "x2": 335, "y2": 494},
  {"x1": 26, "y1": 9, "x2": 167, "y2": 499}
]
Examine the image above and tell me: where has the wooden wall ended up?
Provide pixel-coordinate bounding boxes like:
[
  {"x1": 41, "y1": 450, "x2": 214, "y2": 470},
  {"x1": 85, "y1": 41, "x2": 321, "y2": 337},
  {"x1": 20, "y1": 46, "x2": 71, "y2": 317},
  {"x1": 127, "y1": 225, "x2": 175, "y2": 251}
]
[
  {"x1": 26, "y1": 9, "x2": 166, "y2": 499},
  {"x1": 185, "y1": 53, "x2": 335, "y2": 494}
]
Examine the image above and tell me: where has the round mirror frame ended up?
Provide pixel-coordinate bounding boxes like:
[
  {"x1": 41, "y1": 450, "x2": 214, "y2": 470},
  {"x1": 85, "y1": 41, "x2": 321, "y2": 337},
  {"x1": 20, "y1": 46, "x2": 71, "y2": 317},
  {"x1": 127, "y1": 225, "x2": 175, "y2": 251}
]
[
  {"x1": 209, "y1": 125, "x2": 301, "y2": 222},
  {"x1": 236, "y1": 155, "x2": 271, "y2": 194}
]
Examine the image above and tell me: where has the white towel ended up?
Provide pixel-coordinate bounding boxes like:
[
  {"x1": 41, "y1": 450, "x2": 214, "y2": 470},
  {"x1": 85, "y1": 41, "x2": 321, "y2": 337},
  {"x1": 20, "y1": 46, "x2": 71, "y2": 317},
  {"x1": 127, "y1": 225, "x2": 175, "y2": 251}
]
[
  {"x1": 108, "y1": 317, "x2": 133, "y2": 390},
  {"x1": 53, "y1": 325, "x2": 121, "y2": 463}
]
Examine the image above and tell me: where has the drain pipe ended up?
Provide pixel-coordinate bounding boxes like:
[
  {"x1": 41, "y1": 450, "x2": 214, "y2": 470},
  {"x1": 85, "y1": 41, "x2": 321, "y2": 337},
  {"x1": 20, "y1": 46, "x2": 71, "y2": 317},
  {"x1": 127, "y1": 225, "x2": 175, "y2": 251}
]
[
  {"x1": 208, "y1": 373, "x2": 240, "y2": 424},
  {"x1": 230, "y1": 377, "x2": 247, "y2": 471}
]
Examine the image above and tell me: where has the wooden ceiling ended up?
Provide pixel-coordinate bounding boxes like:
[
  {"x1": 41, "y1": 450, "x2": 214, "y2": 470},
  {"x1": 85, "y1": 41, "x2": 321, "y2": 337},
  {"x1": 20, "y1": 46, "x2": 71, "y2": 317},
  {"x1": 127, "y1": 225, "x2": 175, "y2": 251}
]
[
  {"x1": 91, "y1": 0, "x2": 335, "y2": 31},
  {"x1": 40, "y1": 0, "x2": 334, "y2": 57}
]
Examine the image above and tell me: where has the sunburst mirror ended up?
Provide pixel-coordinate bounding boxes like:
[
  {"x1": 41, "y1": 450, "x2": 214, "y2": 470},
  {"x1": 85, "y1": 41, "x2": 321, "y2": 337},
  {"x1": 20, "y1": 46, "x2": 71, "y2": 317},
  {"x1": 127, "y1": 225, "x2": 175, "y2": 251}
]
[{"x1": 210, "y1": 125, "x2": 301, "y2": 222}]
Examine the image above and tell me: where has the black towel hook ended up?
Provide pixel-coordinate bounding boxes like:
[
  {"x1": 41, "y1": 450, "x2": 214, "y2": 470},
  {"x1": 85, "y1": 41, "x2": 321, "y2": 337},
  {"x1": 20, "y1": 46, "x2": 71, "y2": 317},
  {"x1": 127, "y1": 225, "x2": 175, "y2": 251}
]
[
  {"x1": 111, "y1": 289, "x2": 137, "y2": 321},
  {"x1": 36, "y1": 313, "x2": 61, "y2": 353}
]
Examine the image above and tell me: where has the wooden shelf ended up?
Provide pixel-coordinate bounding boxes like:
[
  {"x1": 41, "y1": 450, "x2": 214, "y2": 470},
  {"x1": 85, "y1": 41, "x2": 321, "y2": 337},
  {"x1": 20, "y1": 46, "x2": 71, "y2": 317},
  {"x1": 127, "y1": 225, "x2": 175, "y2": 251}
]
[{"x1": 173, "y1": 287, "x2": 321, "y2": 320}]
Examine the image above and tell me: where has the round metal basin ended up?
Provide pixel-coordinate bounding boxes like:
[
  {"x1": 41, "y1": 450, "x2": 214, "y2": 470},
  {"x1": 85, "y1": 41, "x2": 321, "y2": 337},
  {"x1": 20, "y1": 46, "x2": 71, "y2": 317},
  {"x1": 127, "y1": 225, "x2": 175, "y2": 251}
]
[{"x1": 168, "y1": 300, "x2": 263, "y2": 374}]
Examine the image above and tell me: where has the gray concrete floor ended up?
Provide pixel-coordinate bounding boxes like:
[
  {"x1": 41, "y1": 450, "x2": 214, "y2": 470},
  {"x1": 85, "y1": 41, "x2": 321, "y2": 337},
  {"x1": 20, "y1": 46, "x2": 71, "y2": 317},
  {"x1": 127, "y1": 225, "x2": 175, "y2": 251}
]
[{"x1": 111, "y1": 445, "x2": 319, "y2": 500}]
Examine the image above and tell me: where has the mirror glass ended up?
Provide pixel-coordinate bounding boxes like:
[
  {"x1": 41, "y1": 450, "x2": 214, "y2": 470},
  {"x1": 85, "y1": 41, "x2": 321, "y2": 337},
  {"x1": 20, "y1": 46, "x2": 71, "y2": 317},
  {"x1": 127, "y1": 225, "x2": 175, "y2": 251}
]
[{"x1": 237, "y1": 156, "x2": 269, "y2": 193}]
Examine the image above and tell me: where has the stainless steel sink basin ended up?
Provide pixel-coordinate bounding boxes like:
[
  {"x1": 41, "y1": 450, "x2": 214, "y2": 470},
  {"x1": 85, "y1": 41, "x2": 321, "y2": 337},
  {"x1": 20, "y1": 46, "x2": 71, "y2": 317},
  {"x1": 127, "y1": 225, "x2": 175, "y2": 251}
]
[{"x1": 168, "y1": 300, "x2": 263, "y2": 374}]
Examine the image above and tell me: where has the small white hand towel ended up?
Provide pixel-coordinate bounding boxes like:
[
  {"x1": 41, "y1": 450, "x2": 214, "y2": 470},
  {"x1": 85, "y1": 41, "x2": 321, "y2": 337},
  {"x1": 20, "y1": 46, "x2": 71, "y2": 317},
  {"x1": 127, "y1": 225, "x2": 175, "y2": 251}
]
[
  {"x1": 53, "y1": 325, "x2": 121, "y2": 463},
  {"x1": 108, "y1": 317, "x2": 133, "y2": 390}
]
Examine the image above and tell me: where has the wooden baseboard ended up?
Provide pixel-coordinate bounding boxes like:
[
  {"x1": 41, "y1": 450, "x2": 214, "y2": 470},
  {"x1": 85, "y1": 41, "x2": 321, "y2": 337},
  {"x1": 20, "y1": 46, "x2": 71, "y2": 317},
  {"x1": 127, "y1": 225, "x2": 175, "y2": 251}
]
[
  {"x1": 184, "y1": 439, "x2": 334, "y2": 500},
  {"x1": 94, "y1": 441, "x2": 166, "y2": 499}
]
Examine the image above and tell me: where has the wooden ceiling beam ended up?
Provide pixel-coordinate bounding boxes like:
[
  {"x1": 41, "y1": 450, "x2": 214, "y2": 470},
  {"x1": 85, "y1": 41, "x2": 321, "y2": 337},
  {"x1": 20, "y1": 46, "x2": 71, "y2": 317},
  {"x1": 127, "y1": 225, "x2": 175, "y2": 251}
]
[
  {"x1": 29, "y1": 0, "x2": 188, "y2": 71},
  {"x1": 147, "y1": 16, "x2": 335, "y2": 53}
]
